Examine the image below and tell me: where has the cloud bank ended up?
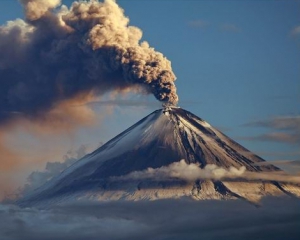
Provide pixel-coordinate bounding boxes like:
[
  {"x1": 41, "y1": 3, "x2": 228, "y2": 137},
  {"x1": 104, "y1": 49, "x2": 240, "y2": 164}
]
[{"x1": 0, "y1": 197, "x2": 299, "y2": 240}]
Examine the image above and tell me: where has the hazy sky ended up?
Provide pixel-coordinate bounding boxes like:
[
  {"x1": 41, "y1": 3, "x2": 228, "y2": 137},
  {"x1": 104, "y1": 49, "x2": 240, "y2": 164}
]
[{"x1": 0, "y1": 0, "x2": 299, "y2": 196}]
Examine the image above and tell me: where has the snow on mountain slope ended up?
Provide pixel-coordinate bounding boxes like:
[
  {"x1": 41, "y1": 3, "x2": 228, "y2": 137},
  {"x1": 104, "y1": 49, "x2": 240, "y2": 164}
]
[{"x1": 19, "y1": 107, "x2": 300, "y2": 207}]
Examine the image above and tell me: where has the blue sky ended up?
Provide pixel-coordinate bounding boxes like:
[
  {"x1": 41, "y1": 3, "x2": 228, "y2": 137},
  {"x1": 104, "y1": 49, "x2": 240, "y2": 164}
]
[{"x1": 0, "y1": 0, "x2": 299, "y2": 188}]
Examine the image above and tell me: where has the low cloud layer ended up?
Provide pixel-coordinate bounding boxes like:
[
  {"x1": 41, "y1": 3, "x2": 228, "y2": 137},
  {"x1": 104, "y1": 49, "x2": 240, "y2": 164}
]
[
  {"x1": 115, "y1": 159, "x2": 300, "y2": 184},
  {"x1": 0, "y1": 197, "x2": 299, "y2": 240}
]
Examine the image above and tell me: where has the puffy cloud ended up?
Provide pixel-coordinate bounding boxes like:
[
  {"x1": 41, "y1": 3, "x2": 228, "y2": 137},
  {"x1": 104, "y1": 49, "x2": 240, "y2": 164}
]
[
  {"x1": 20, "y1": 0, "x2": 62, "y2": 21},
  {"x1": 114, "y1": 159, "x2": 300, "y2": 184},
  {"x1": 115, "y1": 159, "x2": 246, "y2": 182}
]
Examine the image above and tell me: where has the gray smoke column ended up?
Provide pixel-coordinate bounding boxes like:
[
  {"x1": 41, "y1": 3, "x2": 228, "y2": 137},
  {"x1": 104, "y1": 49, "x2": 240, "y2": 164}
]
[{"x1": 0, "y1": 0, "x2": 178, "y2": 124}]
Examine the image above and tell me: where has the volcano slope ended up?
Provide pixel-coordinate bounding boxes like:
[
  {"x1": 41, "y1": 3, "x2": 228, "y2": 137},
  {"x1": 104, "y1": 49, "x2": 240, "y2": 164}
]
[{"x1": 20, "y1": 107, "x2": 300, "y2": 207}]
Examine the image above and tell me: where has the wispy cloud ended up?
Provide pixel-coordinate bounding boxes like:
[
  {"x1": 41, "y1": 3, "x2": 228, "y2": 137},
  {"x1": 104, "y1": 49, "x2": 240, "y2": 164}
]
[
  {"x1": 253, "y1": 159, "x2": 300, "y2": 174},
  {"x1": 251, "y1": 150, "x2": 300, "y2": 158},
  {"x1": 291, "y1": 25, "x2": 300, "y2": 37},
  {"x1": 188, "y1": 20, "x2": 210, "y2": 29},
  {"x1": 244, "y1": 116, "x2": 300, "y2": 130},
  {"x1": 188, "y1": 21, "x2": 241, "y2": 33},
  {"x1": 242, "y1": 116, "x2": 300, "y2": 145},
  {"x1": 254, "y1": 159, "x2": 300, "y2": 167},
  {"x1": 220, "y1": 23, "x2": 241, "y2": 33},
  {"x1": 241, "y1": 132, "x2": 300, "y2": 144}
]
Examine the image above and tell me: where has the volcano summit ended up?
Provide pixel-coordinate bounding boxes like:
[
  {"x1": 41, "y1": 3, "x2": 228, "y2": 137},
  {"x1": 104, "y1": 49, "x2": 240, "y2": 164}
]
[{"x1": 20, "y1": 107, "x2": 300, "y2": 207}]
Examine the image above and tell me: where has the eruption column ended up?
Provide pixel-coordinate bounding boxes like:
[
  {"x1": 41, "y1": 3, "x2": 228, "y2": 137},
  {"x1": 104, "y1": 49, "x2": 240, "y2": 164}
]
[{"x1": 0, "y1": 0, "x2": 178, "y2": 125}]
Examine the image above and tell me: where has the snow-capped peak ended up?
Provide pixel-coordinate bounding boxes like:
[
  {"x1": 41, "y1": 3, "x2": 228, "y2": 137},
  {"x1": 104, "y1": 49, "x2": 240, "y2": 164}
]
[{"x1": 19, "y1": 108, "x2": 300, "y2": 207}]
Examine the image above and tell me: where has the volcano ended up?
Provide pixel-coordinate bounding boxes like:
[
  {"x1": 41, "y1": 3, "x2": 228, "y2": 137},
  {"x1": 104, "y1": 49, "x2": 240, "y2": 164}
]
[{"x1": 20, "y1": 107, "x2": 300, "y2": 207}]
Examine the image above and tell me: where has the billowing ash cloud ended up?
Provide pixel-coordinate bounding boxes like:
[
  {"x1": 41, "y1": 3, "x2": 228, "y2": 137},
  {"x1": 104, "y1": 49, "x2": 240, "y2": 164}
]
[
  {"x1": 0, "y1": 0, "x2": 178, "y2": 125},
  {"x1": 115, "y1": 159, "x2": 300, "y2": 184}
]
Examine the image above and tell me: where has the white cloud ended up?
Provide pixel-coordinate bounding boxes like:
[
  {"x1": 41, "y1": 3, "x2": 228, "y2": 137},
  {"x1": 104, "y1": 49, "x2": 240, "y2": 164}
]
[
  {"x1": 115, "y1": 159, "x2": 246, "y2": 181},
  {"x1": 114, "y1": 159, "x2": 300, "y2": 184}
]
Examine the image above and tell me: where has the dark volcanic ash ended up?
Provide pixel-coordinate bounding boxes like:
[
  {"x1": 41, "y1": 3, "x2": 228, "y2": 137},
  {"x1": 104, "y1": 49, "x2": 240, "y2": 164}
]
[{"x1": 0, "y1": 0, "x2": 178, "y2": 125}]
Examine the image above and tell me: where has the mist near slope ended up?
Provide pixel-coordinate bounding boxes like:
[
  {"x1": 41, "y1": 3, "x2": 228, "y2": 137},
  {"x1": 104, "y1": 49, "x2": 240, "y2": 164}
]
[
  {"x1": 0, "y1": 144, "x2": 96, "y2": 201},
  {"x1": 10, "y1": 157, "x2": 300, "y2": 202},
  {"x1": 0, "y1": 197, "x2": 299, "y2": 240}
]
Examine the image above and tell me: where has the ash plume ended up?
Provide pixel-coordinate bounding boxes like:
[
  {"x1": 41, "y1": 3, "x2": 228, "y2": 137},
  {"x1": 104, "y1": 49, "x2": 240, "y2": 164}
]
[{"x1": 0, "y1": 0, "x2": 178, "y2": 126}]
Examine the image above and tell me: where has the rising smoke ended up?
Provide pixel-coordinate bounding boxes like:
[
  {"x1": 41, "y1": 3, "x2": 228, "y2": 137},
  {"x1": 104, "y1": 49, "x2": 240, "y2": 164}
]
[{"x1": 0, "y1": 0, "x2": 178, "y2": 126}]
